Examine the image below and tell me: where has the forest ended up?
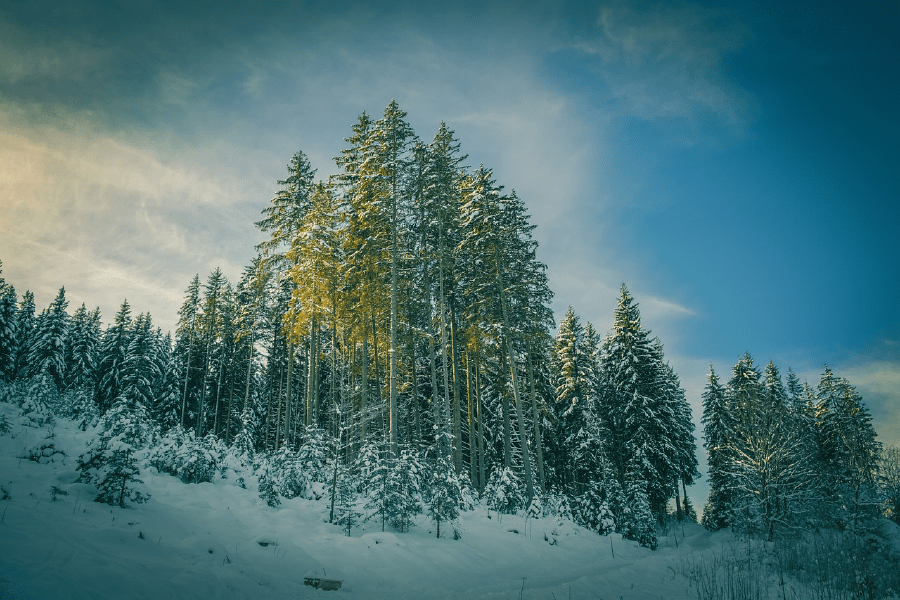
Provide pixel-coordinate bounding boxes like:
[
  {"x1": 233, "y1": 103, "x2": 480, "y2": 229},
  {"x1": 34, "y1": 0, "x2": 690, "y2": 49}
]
[{"x1": 0, "y1": 102, "x2": 896, "y2": 562}]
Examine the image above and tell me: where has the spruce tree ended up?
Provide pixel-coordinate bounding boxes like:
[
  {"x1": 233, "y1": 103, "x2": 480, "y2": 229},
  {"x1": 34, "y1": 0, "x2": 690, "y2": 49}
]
[
  {"x1": 175, "y1": 275, "x2": 201, "y2": 429},
  {"x1": 26, "y1": 287, "x2": 70, "y2": 390},
  {"x1": 427, "y1": 452, "x2": 466, "y2": 538},
  {"x1": 255, "y1": 150, "x2": 317, "y2": 270},
  {"x1": 96, "y1": 301, "x2": 133, "y2": 413},
  {"x1": 65, "y1": 304, "x2": 102, "y2": 392},
  {"x1": 701, "y1": 365, "x2": 733, "y2": 529},
  {"x1": 14, "y1": 290, "x2": 36, "y2": 379},
  {"x1": 601, "y1": 286, "x2": 679, "y2": 524},
  {"x1": 77, "y1": 396, "x2": 152, "y2": 507},
  {"x1": 0, "y1": 278, "x2": 18, "y2": 383},
  {"x1": 814, "y1": 367, "x2": 881, "y2": 532}
]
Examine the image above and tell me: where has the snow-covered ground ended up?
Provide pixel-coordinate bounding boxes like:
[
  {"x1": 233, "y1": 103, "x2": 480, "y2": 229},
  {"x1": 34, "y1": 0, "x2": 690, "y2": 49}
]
[{"x1": 0, "y1": 403, "x2": 894, "y2": 600}]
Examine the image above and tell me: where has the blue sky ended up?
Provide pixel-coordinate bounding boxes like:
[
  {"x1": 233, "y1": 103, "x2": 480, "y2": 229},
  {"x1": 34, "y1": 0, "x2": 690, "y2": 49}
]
[{"x1": 1, "y1": 1, "x2": 898, "y2": 485}]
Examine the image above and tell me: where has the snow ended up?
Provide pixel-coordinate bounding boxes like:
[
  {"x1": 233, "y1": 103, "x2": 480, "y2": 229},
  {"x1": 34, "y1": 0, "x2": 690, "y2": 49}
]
[{"x1": 1, "y1": 402, "x2": 891, "y2": 600}]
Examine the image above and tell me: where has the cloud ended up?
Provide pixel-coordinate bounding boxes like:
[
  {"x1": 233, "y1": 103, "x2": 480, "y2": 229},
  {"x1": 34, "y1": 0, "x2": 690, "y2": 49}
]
[
  {"x1": 571, "y1": 2, "x2": 753, "y2": 131},
  {"x1": 836, "y1": 360, "x2": 900, "y2": 449},
  {"x1": 0, "y1": 15, "x2": 111, "y2": 86},
  {"x1": 0, "y1": 107, "x2": 260, "y2": 333}
]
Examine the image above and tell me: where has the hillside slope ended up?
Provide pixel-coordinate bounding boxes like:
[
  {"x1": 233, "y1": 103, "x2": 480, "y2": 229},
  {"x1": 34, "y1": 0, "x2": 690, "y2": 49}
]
[{"x1": 1, "y1": 403, "x2": 894, "y2": 600}]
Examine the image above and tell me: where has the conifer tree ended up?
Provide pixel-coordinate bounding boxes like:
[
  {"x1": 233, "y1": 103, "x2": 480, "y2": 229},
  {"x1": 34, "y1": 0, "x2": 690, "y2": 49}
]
[
  {"x1": 457, "y1": 167, "x2": 537, "y2": 502},
  {"x1": 175, "y1": 275, "x2": 201, "y2": 428},
  {"x1": 14, "y1": 290, "x2": 36, "y2": 379},
  {"x1": 702, "y1": 364, "x2": 732, "y2": 529},
  {"x1": 65, "y1": 304, "x2": 102, "y2": 392},
  {"x1": 601, "y1": 286, "x2": 681, "y2": 523},
  {"x1": 427, "y1": 449, "x2": 466, "y2": 538},
  {"x1": 333, "y1": 464, "x2": 361, "y2": 537},
  {"x1": 77, "y1": 396, "x2": 152, "y2": 507},
  {"x1": 26, "y1": 287, "x2": 70, "y2": 390},
  {"x1": 550, "y1": 306, "x2": 588, "y2": 491},
  {"x1": 814, "y1": 367, "x2": 881, "y2": 532},
  {"x1": 120, "y1": 313, "x2": 161, "y2": 411},
  {"x1": 880, "y1": 446, "x2": 900, "y2": 526},
  {"x1": 368, "y1": 100, "x2": 416, "y2": 457},
  {"x1": 256, "y1": 151, "x2": 317, "y2": 270},
  {"x1": 286, "y1": 183, "x2": 342, "y2": 430},
  {"x1": 0, "y1": 275, "x2": 17, "y2": 383},
  {"x1": 96, "y1": 300, "x2": 133, "y2": 413},
  {"x1": 151, "y1": 333, "x2": 181, "y2": 433},
  {"x1": 620, "y1": 455, "x2": 657, "y2": 549}
]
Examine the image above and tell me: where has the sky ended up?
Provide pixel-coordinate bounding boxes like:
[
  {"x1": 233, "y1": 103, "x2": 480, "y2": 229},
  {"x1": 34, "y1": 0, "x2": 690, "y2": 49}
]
[{"x1": 1, "y1": 0, "x2": 898, "y2": 490}]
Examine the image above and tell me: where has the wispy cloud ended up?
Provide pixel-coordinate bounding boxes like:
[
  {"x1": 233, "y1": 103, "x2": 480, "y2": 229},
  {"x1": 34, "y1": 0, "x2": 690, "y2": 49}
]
[
  {"x1": 836, "y1": 359, "x2": 900, "y2": 448},
  {"x1": 571, "y1": 2, "x2": 754, "y2": 131},
  {"x1": 0, "y1": 107, "x2": 258, "y2": 332}
]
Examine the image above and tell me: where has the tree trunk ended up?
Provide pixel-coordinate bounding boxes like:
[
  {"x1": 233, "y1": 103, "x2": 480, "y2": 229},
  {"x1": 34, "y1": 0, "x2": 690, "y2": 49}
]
[
  {"x1": 389, "y1": 174, "x2": 399, "y2": 458},
  {"x1": 180, "y1": 332, "x2": 194, "y2": 428},
  {"x1": 476, "y1": 352, "x2": 485, "y2": 493},
  {"x1": 495, "y1": 253, "x2": 534, "y2": 503},
  {"x1": 466, "y1": 351, "x2": 476, "y2": 486},
  {"x1": 285, "y1": 342, "x2": 294, "y2": 448},
  {"x1": 527, "y1": 348, "x2": 545, "y2": 492},
  {"x1": 450, "y1": 314, "x2": 462, "y2": 471},
  {"x1": 500, "y1": 350, "x2": 512, "y2": 469},
  {"x1": 360, "y1": 335, "x2": 368, "y2": 449},
  {"x1": 242, "y1": 332, "x2": 254, "y2": 414},
  {"x1": 675, "y1": 476, "x2": 683, "y2": 522}
]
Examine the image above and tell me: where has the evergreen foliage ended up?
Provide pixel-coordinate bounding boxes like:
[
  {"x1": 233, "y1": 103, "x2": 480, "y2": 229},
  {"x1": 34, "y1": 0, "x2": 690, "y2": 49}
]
[
  {"x1": 1, "y1": 101, "x2": 890, "y2": 554},
  {"x1": 0, "y1": 278, "x2": 18, "y2": 383},
  {"x1": 26, "y1": 287, "x2": 69, "y2": 389},
  {"x1": 149, "y1": 425, "x2": 224, "y2": 484},
  {"x1": 333, "y1": 463, "x2": 361, "y2": 537},
  {"x1": 426, "y1": 453, "x2": 465, "y2": 538},
  {"x1": 77, "y1": 397, "x2": 152, "y2": 507},
  {"x1": 484, "y1": 466, "x2": 526, "y2": 515}
]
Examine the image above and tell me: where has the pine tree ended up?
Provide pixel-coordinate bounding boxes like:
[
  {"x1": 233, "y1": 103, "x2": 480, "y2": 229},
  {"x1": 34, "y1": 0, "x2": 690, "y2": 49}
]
[
  {"x1": 65, "y1": 304, "x2": 102, "y2": 392},
  {"x1": 660, "y1": 360, "x2": 698, "y2": 522},
  {"x1": 814, "y1": 367, "x2": 881, "y2": 532},
  {"x1": 77, "y1": 397, "x2": 152, "y2": 507},
  {"x1": 96, "y1": 301, "x2": 133, "y2": 413},
  {"x1": 333, "y1": 464, "x2": 361, "y2": 537},
  {"x1": 175, "y1": 275, "x2": 201, "y2": 429},
  {"x1": 0, "y1": 276, "x2": 18, "y2": 383},
  {"x1": 484, "y1": 466, "x2": 526, "y2": 515},
  {"x1": 601, "y1": 286, "x2": 680, "y2": 523},
  {"x1": 335, "y1": 112, "x2": 388, "y2": 452},
  {"x1": 120, "y1": 313, "x2": 161, "y2": 410},
  {"x1": 285, "y1": 183, "x2": 342, "y2": 430},
  {"x1": 195, "y1": 269, "x2": 228, "y2": 436},
  {"x1": 427, "y1": 452, "x2": 465, "y2": 538},
  {"x1": 256, "y1": 150, "x2": 317, "y2": 270},
  {"x1": 549, "y1": 307, "x2": 588, "y2": 492},
  {"x1": 420, "y1": 123, "x2": 467, "y2": 466},
  {"x1": 620, "y1": 454, "x2": 657, "y2": 549},
  {"x1": 367, "y1": 101, "x2": 416, "y2": 457},
  {"x1": 366, "y1": 446, "x2": 424, "y2": 532},
  {"x1": 14, "y1": 290, "x2": 36, "y2": 379},
  {"x1": 701, "y1": 365, "x2": 732, "y2": 530},
  {"x1": 457, "y1": 167, "x2": 539, "y2": 502},
  {"x1": 151, "y1": 333, "x2": 181, "y2": 433},
  {"x1": 880, "y1": 446, "x2": 900, "y2": 526},
  {"x1": 26, "y1": 287, "x2": 69, "y2": 390}
]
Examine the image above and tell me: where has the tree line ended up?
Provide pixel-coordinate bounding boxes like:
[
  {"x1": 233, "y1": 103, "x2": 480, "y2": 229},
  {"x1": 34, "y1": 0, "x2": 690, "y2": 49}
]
[
  {"x1": 1, "y1": 101, "x2": 894, "y2": 547},
  {"x1": 702, "y1": 354, "x2": 886, "y2": 538}
]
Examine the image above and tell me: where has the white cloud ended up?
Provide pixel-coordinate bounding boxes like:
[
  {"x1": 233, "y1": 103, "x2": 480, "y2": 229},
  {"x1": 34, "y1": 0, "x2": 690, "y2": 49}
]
[
  {"x1": 836, "y1": 360, "x2": 900, "y2": 449},
  {"x1": 572, "y1": 2, "x2": 753, "y2": 130},
  {"x1": 0, "y1": 108, "x2": 260, "y2": 333}
]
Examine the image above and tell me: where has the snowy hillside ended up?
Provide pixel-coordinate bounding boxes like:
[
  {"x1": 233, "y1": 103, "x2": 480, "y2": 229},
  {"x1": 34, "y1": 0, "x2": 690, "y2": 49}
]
[{"x1": 2, "y1": 403, "x2": 899, "y2": 600}]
